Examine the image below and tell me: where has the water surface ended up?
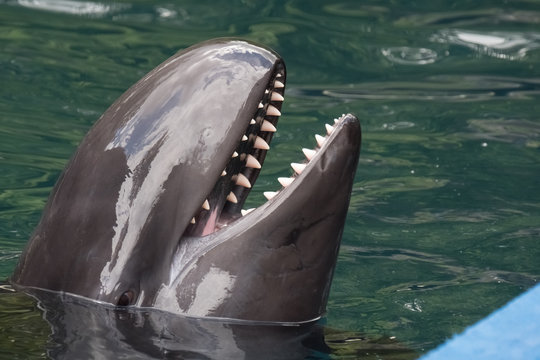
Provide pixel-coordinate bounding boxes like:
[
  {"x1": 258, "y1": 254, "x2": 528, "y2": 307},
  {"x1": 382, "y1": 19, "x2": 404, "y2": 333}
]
[{"x1": 1, "y1": 0, "x2": 539, "y2": 358}]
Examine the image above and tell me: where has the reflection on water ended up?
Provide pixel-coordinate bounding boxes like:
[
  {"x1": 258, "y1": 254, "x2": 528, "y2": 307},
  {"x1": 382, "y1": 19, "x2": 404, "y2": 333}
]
[
  {"x1": 467, "y1": 118, "x2": 540, "y2": 146},
  {"x1": 381, "y1": 47, "x2": 438, "y2": 65},
  {"x1": 17, "y1": 0, "x2": 117, "y2": 16},
  {"x1": 319, "y1": 75, "x2": 540, "y2": 101},
  {"x1": 1, "y1": 0, "x2": 540, "y2": 358},
  {"x1": 432, "y1": 29, "x2": 540, "y2": 60}
]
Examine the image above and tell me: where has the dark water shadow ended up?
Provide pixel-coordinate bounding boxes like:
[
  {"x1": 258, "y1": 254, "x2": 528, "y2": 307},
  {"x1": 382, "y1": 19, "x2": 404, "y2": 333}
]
[{"x1": 0, "y1": 285, "x2": 416, "y2": 359}]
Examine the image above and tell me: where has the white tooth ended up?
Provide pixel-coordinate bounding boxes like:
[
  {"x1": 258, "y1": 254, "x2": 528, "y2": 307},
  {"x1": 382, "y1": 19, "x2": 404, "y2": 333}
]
[
  {"x1": 315, "y1": 134, "x2": 326, "y2": 147},
  {"x1": 278, "y1": 177, "x2": 294, "y2": 187},
  {"x1": 271, "y1": 92, "x2": 284, "y2": 102},
  {"x1": 261, "y1": 120, "x2": 277, "y2": 132},
  {"x1": 302, "y1": 148, "x2": 317, "y2": 161},
  {"x1": 264, "y1": 191, "x2": 278, "y2": 200},
  {"x1": 254, "y1": 136, "x2": 270, "y2": 150},
  {"x1": 325, "y1": 123, "x2": 334, "y2": 135},
  {"x1": 241, "y1": 208, "x2": 256, "y2": 216},
  {"x1": 236, "y1": 173, "x2": 251, "y2": 188},
  {"x1": 232, "y1": 151, "x2": 238, "y2": 158},
  {"x1": 190, "y1": 217, "x2": 196, "y2": 224},
  {"x1": 291, "y1": 162, "x2": 307, "y2": 174},
  {"x1": 245, "y1": 154, "x2": 261, "y2": 169},
  {"x1": 258, "y1": 102, "x2": 264, "y2": 109},
  {"x1": 221, "y1": 170, "x2": 227, "y2": 176},
  {"x1": 274, "y1": 80, "x2": 284, "y2": 88},
  {"x1": 266, "y1": 105, "x2": 281, "y2": 117},
  {"x1": 250, "y1": 119, "x2": 256, "y2": 125},
  {"x1": 242, "y1": 135, "x2": 248, "y2": 141},
  {"x1": 227, "y1": 192, "x2": 238, "y2": 204},
  {"x1": 202, "y1": 199, "x2": 210, "y2": 210}
]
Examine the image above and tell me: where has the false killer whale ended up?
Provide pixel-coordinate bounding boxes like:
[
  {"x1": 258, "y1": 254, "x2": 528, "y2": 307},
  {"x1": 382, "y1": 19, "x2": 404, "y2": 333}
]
[{"x1": 11, "y1": 39, "x2": 361, "y2": 324}]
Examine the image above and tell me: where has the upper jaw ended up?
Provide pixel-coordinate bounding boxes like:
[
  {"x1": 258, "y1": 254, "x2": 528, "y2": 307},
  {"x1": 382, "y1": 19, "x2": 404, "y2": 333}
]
[{"x1": 183, "y1": 62, "x2": 286, "y2": 237}]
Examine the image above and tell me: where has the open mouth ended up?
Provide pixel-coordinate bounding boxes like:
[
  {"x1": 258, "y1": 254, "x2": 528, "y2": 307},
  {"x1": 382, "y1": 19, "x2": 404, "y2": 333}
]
[{"x1": 184, "y1": 63, "x2": 345, "y2": 237}]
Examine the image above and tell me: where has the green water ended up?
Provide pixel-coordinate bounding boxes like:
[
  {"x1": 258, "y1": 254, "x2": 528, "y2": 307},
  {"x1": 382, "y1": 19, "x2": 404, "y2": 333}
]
[{"x1": 1, "y1": 0, "x2": 540, "y2": 358}]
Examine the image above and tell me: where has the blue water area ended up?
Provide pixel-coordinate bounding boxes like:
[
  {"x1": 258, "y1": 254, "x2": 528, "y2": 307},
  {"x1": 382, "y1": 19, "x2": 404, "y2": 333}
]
[{"x1": 1, "y1": 0, "x2": 539, "y2": 358}]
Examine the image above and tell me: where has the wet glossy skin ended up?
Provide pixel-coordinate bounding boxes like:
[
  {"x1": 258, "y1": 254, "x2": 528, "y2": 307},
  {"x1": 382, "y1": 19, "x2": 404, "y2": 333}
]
[
  {"x1": 155, "y1": 115, "x2": 361, "y2": 322},
  {"x1": 11, "y1": 39, "x2": 361, "y2": 323}
]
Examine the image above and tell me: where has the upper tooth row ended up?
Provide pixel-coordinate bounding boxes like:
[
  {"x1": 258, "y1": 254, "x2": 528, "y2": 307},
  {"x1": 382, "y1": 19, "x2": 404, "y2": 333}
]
[
  {"x1": 224, "y1": 85, "x2": 285, "y2": 199},
  {"x1": 191, "y1": 81, "x2": 286, "y2": 225}
]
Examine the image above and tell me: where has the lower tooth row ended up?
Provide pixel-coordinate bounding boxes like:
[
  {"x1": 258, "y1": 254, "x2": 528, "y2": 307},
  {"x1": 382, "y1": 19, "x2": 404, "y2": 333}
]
[
  {"x1": 245, "y1": 118, "x2": 341, "y2": 210},
  {"x1": 192, "y1": 118, "x2": 341, "y2": 224}
]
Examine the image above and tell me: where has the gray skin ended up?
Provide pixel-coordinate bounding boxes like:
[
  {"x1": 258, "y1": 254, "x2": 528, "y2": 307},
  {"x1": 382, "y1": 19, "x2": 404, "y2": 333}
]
[{"x1": 11, "y1": 39, "x2": 361, "y2": 324}]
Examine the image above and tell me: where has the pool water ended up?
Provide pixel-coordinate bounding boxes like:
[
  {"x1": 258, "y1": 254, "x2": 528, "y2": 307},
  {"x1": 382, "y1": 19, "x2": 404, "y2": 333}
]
[{"x1": 1, "y1": 0, "x2": 539, "y2": 358}]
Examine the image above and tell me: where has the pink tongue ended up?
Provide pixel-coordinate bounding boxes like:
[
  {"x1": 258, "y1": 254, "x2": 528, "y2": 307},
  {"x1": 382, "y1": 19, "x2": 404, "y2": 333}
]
[{"x1": 201, "y1": 208, "x2": 220, "y2": 236}]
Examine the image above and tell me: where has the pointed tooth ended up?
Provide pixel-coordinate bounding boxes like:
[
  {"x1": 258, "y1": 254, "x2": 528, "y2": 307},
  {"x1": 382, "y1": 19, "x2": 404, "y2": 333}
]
[
  {"x1": 267, "y1": 105, "x2": 281, "y2": 117},
  {"x1": 291, "y1": 162, "x2": 307, "y2": 174},
  {"x1": 261, "y1": 120, "x2": 277, "y2": 132},
  {"x1": 302, "y1": 148, "x2": 317, "y2": 161},
  {"x1": 221, "y1": 170, "x2": 227, "y2": 176},
  {"x1": 278, "y1": 177, "x2": 294, "y2": 187},
  {"x1": 190, "y1": 217, "x2": 196, "y2": 224},
  {"x1": 202, "y1": 199, "x2": 210, "y2": 210},
  {"x1": 254, "y1": 136, "x2": 270, "y2": 150},
  {"x1": 274, "y1": 80, "x2": 284, "y2": 88},
  {"x1": 264, "y1": 191, "x2": 278, "y2": 200},
  {"x1": 325, "y1": 123, "x2": 334, "y2": 135},
  {"x1": 241, "y1": 208, "x2": 255, "y2": 216},
  {"x1": 242, "y1": 135, "x2": 248, "y2": 141},
  {"x1": 227, "y1": 192, "x2": 238, "y2": 204},
  {"x1": 271, "y1": 92, "x2": 284, "y2": 102},
  {"x1": 236, "y1": 173, "x2": 252, "y2": 188},
  {"x1": 315, "y1": 134, "x2": 326, "y2": 147},
  {"x1": 232, "y1": 151, "x2": 239, "y2": 158},
  {"x1": 245, "y1": 154, "x2": 261, "y2": 169},
  {"x1": 258, "y1": 102, "x2": 264, "y2": 109},
  {"x1": 250, "y1": 119, "x2": 256, "y2": 125}
]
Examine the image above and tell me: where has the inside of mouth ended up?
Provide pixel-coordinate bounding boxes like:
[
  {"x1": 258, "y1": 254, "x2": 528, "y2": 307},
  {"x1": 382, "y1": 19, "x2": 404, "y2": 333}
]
[{"x1": 183, "y1": 63, "x2": 344, "y2": 238}]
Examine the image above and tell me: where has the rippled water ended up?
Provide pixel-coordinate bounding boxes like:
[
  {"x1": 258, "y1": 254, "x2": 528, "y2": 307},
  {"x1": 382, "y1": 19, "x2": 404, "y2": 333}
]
[{"x1": 1, "y1": 0, "x2": 540, "y2": 358}]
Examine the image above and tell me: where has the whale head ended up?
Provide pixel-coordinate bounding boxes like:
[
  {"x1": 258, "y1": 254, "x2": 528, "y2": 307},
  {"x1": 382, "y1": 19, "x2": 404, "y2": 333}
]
[{"x1": 12, "y1": 39, "x2": 361, "y2": 323}]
